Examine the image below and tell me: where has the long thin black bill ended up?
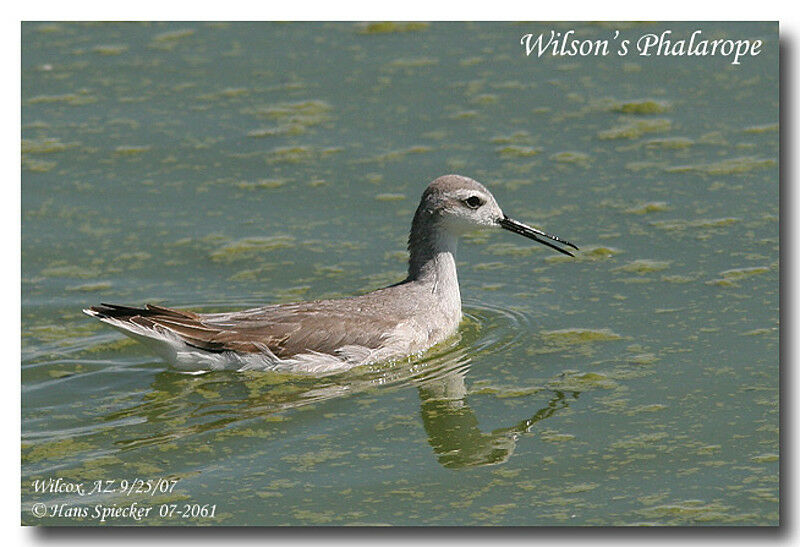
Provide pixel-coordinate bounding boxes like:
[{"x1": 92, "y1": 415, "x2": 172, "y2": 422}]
[{"x1": 498, "y1": 216, "x2": 579, "y2": 257}]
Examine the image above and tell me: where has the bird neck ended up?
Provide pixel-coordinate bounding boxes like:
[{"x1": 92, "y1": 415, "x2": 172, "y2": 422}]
[
  {"x1": 407, "y1": 213, "x2": 460, "y2": 291},
  {"x1": 402, "y1": 206, "x2": 463, "y2": 331}
]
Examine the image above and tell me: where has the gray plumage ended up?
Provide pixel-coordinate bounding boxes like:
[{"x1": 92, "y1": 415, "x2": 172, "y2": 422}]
[{"x1": 85, "y1": 174, "x2": 576, "y2": 373}]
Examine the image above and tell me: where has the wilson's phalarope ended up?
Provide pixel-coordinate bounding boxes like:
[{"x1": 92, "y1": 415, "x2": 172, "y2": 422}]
[{"x1": 84, "y1": 174, "x2": 577, "y2": 373}]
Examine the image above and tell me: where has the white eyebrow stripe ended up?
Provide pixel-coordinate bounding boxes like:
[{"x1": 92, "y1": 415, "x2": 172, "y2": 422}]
[{"x1": 452, "y1": 188, "x2": 488, "y2": 200}]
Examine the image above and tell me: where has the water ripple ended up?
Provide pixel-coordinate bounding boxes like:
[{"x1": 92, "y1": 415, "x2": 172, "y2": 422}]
[{"x1": 23, "y1": 299, "x2": 545, "y2": 461}]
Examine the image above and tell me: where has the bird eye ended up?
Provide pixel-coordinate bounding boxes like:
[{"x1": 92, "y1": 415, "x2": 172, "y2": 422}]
[{"x1": 464, "y1": 196, "x2": 483, "y2": 209}]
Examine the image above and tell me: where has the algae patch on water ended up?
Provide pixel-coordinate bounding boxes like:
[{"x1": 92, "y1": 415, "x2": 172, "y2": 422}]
[
  {"x1": 645, "y1": 137, "x2": 694, "y2": 150},
  {"x1": 547, "y1": 371, "x2": 618, "y2": 391},
  {"x1": 247, "y1": 125, "x2": 305, "y2": 138},
  {"x1": 550, "y1": 151, "x2": 591, "y2": 165},
  {"x1": 610, "y1": 432, "x2": 669, "y2": 451},
  {"x1": 666, "y1": 156, "x2": 775, "y2": 175},
  {"x1": 27, "y1": 90, "x2": 97, "y2": 106},
  {"x1": 613, "y1": 259, "x2": 670, "y2": 274},
  {"x1": 83, "y1": 337, "x2": 138, "y2": 354},
  {"x1": 375, "y1": 193, "x2": 406, "y2": 202},
  {"x1": 495, "y1": 145, "x2": 542, "y2": 158},
  {"x1": 356, "y1": 22, "x2": 429, "y2": 34},
  {"x1": 198, "y1": 87, "x2": 249, "y2": 101},
  {"x1": 22, "y1": 158, "x2": 56, "y2": 172},
  {"x1": 470, "y1": 93, "x2": 499, "y2": 105},
  {"x1": 41, "y1": 263, "x2": 101, "y2": 279},
  {"x1": 389, "y1": 57, "x2": 439, "y2": 68},
  {"x1": 650, "y1": 217, "x2": 739, "y2": 232},
  {"x1": 628, "y1": 404, "x2": 668, "y2": 415},
  {"x1": 22, "y1": 137, "x2": 78, "y2": 154},
  {"x1": 743, "y1": 123, "x2": 778, "y2": 134},
  {"x1": 22, "y1": 137, "x2": 79, "y2": 173},
  {"x1": 707, "y1": 266, "x2": 770, "y2": 287},
  {"x1": 541, "y1": 328, "x2": 623, "y2": 345},
  {"x1": 153, "y1": 28, "x2": 195, "y2": 42},
  {"x1": 245, "y1": 100, "x2": 332, "y2": 133},
  {"x1": 281, "y1": 449, "x2": 351, "y2": 472},
  {"x1": 546, "y1": 245, "x2": 621, "y2": 263},
  {"x1": 539, "y1": 430, "x2": 575, "y2": 443},
  {"x1": 449, "y1": 110, "x2": 478, "y2": 120},
  {"x1": 114, "y1": 145, "x2": 151, "y2": 156},
  {"x1": 365, "y1": 145, "x2": 433, "y2": 163},
  {"x1": 150, "y1": 28, "x2": 196, "y2": 50},
  {"x1": 65, "y1": 281, "x2": 112, "y2": 292},
  {"x1": 92, "y1": 44, "x2": 128, "y2": 55},
  {"x1": 237, "y1": 178, "x2": 286, "y2": 190},
  {"x1": 627, "y1": 353, "x2": 659, "y2": 365},
  {"x1": 24, "y1": 438, "x2": 94, "y2": 464},
  {"x1": 266, "y1": 146, "x2": 316, "y2": 164},
  {"x1": 598, "y1": 118, "x2": 672, "y2": 140},
  {"x1": 636, "y1": 500, "x2": 751, "y2": 524},
  {"x1": 625, "y1": 201, "x2": 669, "y2": 215},
  {"x1": 612, "y1": 100, "x2": 670, "y2": 114},
  {"x1": 742, "y1": 328, "x2": 775, "y2": 337},
  {"x1": 470, "y1": 384, "x2": 543, "y2": 399},
  {"x1": 751, "y1": 453, "x2": 778, "y2": 463},
  {"x1": 564, "y1": 482, "x2": 599, "y2": 493},
  {"x1": 487, "y1": 242, "x2": 538, "y2": 257},
  {"x1": 210, "y1": 236, "x2": 295, "y2": 263},
  {"x1": 490, "y1": 131, "x2": 533, "y2": 145}
]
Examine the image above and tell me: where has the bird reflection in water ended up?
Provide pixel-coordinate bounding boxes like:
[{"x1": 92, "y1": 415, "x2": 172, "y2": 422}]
[
  {"x1": 418, "y1": 370, "x2": 574, "y2": 468},
  {"x1": 105, "y1": 354, "x2": 575, "y2": 470}
]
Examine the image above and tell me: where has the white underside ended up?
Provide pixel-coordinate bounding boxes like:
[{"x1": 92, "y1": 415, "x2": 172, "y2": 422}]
[{"x1": 83, "y1": 308, "x2": 421, "y2": 375}]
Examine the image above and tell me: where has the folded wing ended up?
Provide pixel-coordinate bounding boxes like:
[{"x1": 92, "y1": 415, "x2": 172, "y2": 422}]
[{"x1": 86, "y1": 300, "x2": 402, "y2": 358}]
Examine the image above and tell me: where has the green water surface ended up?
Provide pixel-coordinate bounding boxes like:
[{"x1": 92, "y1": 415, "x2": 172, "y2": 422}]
[{"x1": 21, "y1": 21, "x2": 779, "y2": 526}]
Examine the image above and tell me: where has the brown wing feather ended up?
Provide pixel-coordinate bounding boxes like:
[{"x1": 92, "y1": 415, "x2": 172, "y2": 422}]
[
  {"x1": 207, "y1": 311, "x2": 393, "y2": 357},
  {"x1": 89, "y1": 295, "x2": 410, "y2": 359}
]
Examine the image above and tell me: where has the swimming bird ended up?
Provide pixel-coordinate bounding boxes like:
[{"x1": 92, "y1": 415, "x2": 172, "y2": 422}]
[{"x1": 84, "y1": 174, "x2": 577, "y2": 374}]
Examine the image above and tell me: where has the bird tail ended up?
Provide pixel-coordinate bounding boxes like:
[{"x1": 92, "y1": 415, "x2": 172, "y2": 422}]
[{"x1": 83, "y1": 302, "x2": 197, "y2": 364}]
